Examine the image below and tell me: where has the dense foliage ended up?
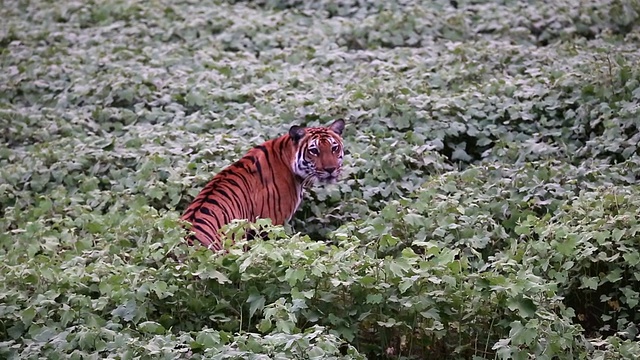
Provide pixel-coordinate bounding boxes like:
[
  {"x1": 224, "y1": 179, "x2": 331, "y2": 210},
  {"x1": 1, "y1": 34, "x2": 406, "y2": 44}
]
[{"x1": 2, "y1": 0, "x2": 640, "y2": 358}]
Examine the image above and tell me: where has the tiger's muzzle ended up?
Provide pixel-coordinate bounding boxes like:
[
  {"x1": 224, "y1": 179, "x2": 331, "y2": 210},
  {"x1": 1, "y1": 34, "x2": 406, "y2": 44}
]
[{"x1": 317, "y1": 168, "x2": 341, "y2": 183}]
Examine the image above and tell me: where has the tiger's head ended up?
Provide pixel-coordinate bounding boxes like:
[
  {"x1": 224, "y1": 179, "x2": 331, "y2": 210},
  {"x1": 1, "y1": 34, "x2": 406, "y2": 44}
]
[{"x1": 289, "y1": 119, "x2": 345, "y2": 186}]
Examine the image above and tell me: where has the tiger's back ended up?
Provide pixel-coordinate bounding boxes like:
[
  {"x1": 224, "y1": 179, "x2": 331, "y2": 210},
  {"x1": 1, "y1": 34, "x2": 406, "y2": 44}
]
[{"x1": 181, "y1": 119, "x2": 345, "y2": 251}]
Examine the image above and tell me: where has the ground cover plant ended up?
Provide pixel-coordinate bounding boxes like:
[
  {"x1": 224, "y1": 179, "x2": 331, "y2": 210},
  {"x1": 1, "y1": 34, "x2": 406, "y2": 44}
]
[{"x1": 1, "y1": 0, "x2": 640, "y2": 358}]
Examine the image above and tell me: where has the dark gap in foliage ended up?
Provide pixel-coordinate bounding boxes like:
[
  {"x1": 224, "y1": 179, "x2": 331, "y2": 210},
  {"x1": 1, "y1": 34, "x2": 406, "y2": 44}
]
[
  {"x1": 440, "y1": 133, "x2": 494, "y2": 165},
  {"x1": 611, "y1": 23, "x2": 637, "y2": 37},
  {"x1": 224, "y1": 0, "x2": 304, "y2": 11},
  {"x1": 109, "y1": 96, "x2": 137, "y2": 111},
  {"x1": 341, "y1": 35, "x2": 427, "y2": 51},
  {"x1": 6, "y1": 88, "x2": 31, "y2": 107},
  {"x1": 563, "y1": 265, "x2": 624, "y2": 339},
  {"x1": 0, "y1": 30, "x2": 19, "y2": 49},
  {"x1": 344, "y1": 36, "x2": 366, "y2": 51},
  {"x1": 166, "y1": 94, "x2": 204, "y2": 116}
]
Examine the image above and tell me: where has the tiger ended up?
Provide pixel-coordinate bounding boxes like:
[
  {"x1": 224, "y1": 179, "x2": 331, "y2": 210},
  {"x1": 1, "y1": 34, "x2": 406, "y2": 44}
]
[{"x1": 181, "y1": 119, "x2": 346, "y2": 251}]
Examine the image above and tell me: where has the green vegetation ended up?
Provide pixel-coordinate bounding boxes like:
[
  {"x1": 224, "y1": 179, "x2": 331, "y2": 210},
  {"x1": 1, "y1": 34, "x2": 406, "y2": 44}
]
[{"x1": 2, "y1": 0, "x2": 640, "y2": 358}]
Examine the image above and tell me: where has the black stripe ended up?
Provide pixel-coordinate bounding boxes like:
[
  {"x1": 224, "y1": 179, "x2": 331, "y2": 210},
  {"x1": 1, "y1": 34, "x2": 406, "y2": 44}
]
[
  {"x1": 204, "y1": 197, "x2": 230, "y2": 224},
  {"x1": 217, "y1": 187, "x2": 245, "y2": 219},
  {"x1": 278, "y1": 136, "x2": 290, "y2": 154},
  {"x1": 194, "y1": 217, "x2": 217, "y2": 232},
  {"x1": 255, "y1": 147, "x2": 275, "y2": 218},
  {"x1": 233, "y1": 174, "x2": 254, "y2": 218},
  {"x1": 273, "y1": 175, "x2": 287, "y2": 221},
  {"x1": 255, "y1": 145, "x2": 268, "y2": 154},
  {"x1": 261, "y1": 148, "x2": 282, "y2": 220},
  {"x1": 199, "y1": 207, "x2": 221, "y2": 229},
  {"x1": 193, "y1": 223, "x2": 216, "y2": 245},
  {"x1": 228, "y1": 160, "x2": 255, "y2": 209},
  {"x1": 254, "y1": 159, "x2": 264, "y2": 182},
  {"x1": 249, "y1": 150, "x2": 270, "y2": 217},
  {"x1": 194, "y1": 181, "x2": 217, "y2": 203},
  {"x1": 222, "y1": 178, "x2": 252, "y2": 218},
  {"x1": 246, "y1": 155, "x2": 264, "y2": 183},
  {"x1": 229, "y1": 161, "x2": 248, "y2": 172},
  {"x1": 182, "y1": 208, "x2": 196, "y2": 220}
]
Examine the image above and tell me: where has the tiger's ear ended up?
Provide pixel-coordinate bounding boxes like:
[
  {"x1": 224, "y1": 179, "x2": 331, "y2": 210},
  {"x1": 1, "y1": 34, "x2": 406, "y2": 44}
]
[
  {"x1": 289, "y1": 125, "x2": 306, "y2": 143},
  {"x1": 327, "y1": 119, "x2": 345, "y2": 135}
]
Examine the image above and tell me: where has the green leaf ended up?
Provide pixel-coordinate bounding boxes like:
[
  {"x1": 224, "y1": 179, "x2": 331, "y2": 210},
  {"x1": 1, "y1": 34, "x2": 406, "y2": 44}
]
[
  {"x1": 507, "y1": 297, "x2": 537, "y2": 318},
  {"x1": 399, "y1": 278, "x2": 414, "y2": 294},
  {"x1": 581, "y1": 276, "x2": 599, "y2": 290},
  {"x1": 451, "y1": 146, "x2": 472, "y2": 162},
  {"x1": 420, "y1": 308, "x2": 440, "y2": 321},
  {"x1": 77, "y1": 329, "x2": 97, "y2": 350},
  {"x1": 612, "y1": 228, "x2": 625, "y2": 242},
  {"x1": 359, "y1": 276, "x2": 377, "y2": 286},
  {"x1": 284, "y1": 268, "x2": 306, "y2": 286},
  {"x1": 366, "y1": 293, "x2": 383, "y2": 304},
  {"x1": 623, "y1": 251, "x2": 640, "y2": 266},
  {"x1": 257, "y1": 319, "x2": 272, "y2": 333},
  {"x1": 509, "y1": 320, "x2": 537, "y2": 346},
  {"x1": 514, "y1": 225, "x2": 531, "y2": 236},
  {"x1": 138, "y1": 321, "x2": 166, "y2": 335},
  {"x1": 606, "y1": 268, "x2": 624, "y2": 283},
  {"x1": 197, "y1": 269, "x2": 231, "y2": 284},
  {"x1": 403, "y1": 213, "x2": 425, "y2": 227},
  {"x1": 621, "y1": 287, "x2": 639, "y2": 308},
  {"x1": 195, "y1": 329, "x2": 221, "y2": 349},
  {"x1": 388, "y1": 258, "x2": 410, "y2": 277},
  {"x1": 21, "y1": 306, "x2": 36, "y2": 327},
  {"x1": 152, "y1": 280, "x2": 171, "y2": 299},
  {"x1": 247, "y1": 293, "x2": 266, "y2": 319},
  {"x1": 555, "y1": 235, "x2": 579, "y2": 256},
  {"x1": 111, "y1": 299, "x2": 137, "y2": 322}
]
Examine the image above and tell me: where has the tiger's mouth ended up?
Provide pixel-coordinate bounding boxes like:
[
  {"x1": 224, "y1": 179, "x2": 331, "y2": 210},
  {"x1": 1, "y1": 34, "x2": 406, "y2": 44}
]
[
  {"x1": 316, "y1": 172, "x2": 340, "y2": 184},
  {"x1": 318, "y1": 177, "x2": 337, "y2": 184}
]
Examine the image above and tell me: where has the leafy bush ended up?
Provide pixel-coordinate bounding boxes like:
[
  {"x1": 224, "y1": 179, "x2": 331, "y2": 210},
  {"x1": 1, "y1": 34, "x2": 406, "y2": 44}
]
[{"x1": 1, "y1": 0, "x2": 640, "y2": 358}]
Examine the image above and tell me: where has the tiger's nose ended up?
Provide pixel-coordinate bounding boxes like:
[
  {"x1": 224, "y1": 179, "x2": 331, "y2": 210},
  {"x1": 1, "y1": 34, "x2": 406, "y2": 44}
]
[{"x1": 325, "y1": 167, "x2": 336, "y2": 173}]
